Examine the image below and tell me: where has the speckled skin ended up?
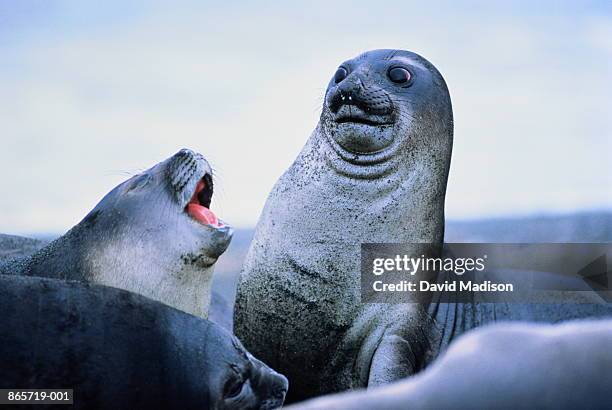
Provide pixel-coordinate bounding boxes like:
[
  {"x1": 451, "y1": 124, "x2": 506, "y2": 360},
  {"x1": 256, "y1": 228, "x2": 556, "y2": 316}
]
[
  {"x1": 0, "y1": 274, "x2": 287, "y2": 410},
  {"x1": 234, "y1": 49, "x2": 453, "y2": 401},
  {"x1": 0, "y1": 149, "x2": 233, "y2": 318},
  {"x1": 0, "y1": 234, "x2": 47, "y2": 262},
  {"x1": 285, "y1": 320, "x2": 612, "y2": 410}
]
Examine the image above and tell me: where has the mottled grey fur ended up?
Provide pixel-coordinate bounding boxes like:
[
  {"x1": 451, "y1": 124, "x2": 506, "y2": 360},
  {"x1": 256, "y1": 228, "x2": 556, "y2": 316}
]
[
  {"x1": 0, "y1": 149, "x2": 232, "y2": 317},
  {"x1": 0, "y1": 273, "x2": 287, "y2": 410},
  {"x1": 234, "y1": 49, "x2": 612, "y2": 403},
  {"x1": 234, "y1": 49, "x2": 453, "y2": 401}
]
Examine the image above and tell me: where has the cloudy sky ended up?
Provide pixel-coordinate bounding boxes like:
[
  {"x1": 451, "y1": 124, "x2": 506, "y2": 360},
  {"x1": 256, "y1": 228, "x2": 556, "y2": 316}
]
[{"x1": 1, "y1": 1, "x2": 611, "y2": 235}]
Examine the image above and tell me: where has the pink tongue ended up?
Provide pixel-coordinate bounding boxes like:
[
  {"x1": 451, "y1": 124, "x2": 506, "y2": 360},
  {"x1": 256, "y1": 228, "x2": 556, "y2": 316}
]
[
  {"x1": 186, "y1": 179, "x2": 223, "y2": 227},
  {"x1": 187, "y1": 203, "x2": 220, "y2": 227}
]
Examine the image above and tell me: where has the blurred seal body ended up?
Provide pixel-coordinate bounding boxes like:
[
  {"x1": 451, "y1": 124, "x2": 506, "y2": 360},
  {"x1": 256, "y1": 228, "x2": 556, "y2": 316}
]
[
  {"x1": 0, "y1": 274, "x2": 287, "y2": 410},
  {"x1": 1, "y1": 149, "x2": 232, "y2": 318},
  {"x1": 234, "y1": 49, "x2": 454, "y2": 400},
  {"x1": 284, "y1": 320, "x2": 612, "y2": 410}
]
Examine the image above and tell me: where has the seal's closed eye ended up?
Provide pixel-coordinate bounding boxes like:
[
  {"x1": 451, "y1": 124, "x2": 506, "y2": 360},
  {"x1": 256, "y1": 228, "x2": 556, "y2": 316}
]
[
  {"x1": 224, "y1": 374, "x2": 244, "y2": 399},
  {"x1": 126, "y1": 174, "x2": 152, "y2": 193}
]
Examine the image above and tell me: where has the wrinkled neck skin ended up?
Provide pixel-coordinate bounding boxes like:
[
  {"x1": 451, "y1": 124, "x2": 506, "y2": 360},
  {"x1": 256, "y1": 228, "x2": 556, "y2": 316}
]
[
  {"x1": 236, "y1": 50, "x2": 454, "y2": 400},
  {"x1": 15, "y1": 211, "x2": 219, "y2": 318},
  {"x1": 250, "y1": 110, "x2": 451, "y2": 325}
]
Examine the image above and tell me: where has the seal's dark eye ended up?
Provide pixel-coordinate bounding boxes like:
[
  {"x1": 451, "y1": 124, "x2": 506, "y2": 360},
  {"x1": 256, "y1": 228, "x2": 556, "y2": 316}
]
[
  {"x1": 388, "y1": 67, "x2": 411, "y2": 84},
  {"x1": 334, "y1": 67, "x2": 348, "y2": 84}
]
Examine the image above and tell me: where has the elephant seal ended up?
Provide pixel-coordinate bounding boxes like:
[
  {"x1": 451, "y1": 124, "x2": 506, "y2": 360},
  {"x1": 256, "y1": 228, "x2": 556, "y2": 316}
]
[
  {"x1": 234, "y1": 49, "x2": 453, "y2": 401},
  {"x1": 0, "y1": 274, "x2": 287, "y2": 410},
  {"x1": 0, "y1": 234, "x2": 48, "y2": 263},
  {"x1": 285, "y1": 320, "x2": 612, "y2": 410},
  {"x1": 0, "y1": 148, "x2": 232, "y2": 318}
]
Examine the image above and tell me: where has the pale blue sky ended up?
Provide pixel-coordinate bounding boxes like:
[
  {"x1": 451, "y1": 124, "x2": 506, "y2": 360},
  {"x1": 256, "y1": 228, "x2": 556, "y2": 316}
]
[{"x1": 1, "y1": 1, "x2": 611, "y2": 234}]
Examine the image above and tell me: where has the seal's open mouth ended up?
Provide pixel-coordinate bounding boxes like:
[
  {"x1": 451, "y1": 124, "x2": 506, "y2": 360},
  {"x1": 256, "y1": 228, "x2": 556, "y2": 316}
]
[{"x1": 186, "y1": 174, "x2": 223, "y2": 228}]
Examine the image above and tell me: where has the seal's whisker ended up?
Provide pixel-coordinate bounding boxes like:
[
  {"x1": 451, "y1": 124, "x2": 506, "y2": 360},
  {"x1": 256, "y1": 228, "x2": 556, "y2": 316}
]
[
  {"x1": 397, "y1": 112, "x2": 418, "y2": 122},
  {"x1": 105, "y1": 168, "x2": 144, "y2": 177},
  {"x1": 312, "y1": 102, "x2": 324, "y2": 114},
  {"x1": 210, "y1": 185, "x2": 230, "y2": 219},
  {"x1": 210, "y1": 164, "x2": 222, "y2": 180}
]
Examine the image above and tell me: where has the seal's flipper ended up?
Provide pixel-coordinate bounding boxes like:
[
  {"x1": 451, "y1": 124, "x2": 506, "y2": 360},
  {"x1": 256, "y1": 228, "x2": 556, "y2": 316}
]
[{"x1": 368, "y1": 334, "x2": 418, "y2": 386}]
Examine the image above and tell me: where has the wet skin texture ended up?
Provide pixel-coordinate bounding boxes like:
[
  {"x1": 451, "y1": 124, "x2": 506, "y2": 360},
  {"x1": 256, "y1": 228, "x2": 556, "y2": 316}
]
[
  {"x1": 234, "y1": 49, "x2": 453, "y2": 402},
  {"x1": 0, "y1": 149, "x2": 232, "y2": 318},
  {"x1": 0, "y1": 274, "x2": 287, "y2": 410},
  {"x1": 285, "y1": 320, "x2": 612, "y2": 410},
  {"x1": 234, "y1": 49, "x2": 612, "y2": 404}
]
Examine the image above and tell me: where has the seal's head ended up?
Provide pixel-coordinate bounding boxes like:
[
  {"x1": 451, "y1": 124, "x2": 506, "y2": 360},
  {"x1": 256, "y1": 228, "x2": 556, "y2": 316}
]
[
  {"x1": 208, "y1": 331, "x2": 289, "y2": 410},
  {"x1": 23, "y1": 148, "x2": 232, "y2": 318},
  {"x1": 320, "y1": 49, "x2": 452, "y2": 177},
  {"x1": 87, "y1": 147, "x2": 232, "y2": 263}
]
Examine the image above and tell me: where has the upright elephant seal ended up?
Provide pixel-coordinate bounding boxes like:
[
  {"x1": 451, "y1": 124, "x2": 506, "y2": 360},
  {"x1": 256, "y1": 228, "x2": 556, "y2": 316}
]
[
  {"x1": 285, "y1": 320, "x2": 612, "y2": 410},
  {"x1": 0, "y1": 274, "x2": 287, "y2": 410},
  {"x1": 234, "y1": 49, "x2": 453, "y2": 401},
  {"x1": 0, "y1": 148, "x2": 232, "y2": 318}
]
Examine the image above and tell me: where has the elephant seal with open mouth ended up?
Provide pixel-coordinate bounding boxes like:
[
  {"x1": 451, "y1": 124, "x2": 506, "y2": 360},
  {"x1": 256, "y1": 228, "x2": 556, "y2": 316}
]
[
  {"x1": 1, "y1": 148, "x2": 232, "y2": 318},
  {"x1": 234, "y1": 49, "x2": 453, "y2": 401},
  {"x1": 0, "y1": 273, "x2": 287, "y2": 410}
]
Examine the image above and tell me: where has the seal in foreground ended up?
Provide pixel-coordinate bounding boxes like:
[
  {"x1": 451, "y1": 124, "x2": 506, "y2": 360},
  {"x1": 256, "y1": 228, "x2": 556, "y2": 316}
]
[
  {"x1": 234, "y1": 49, "x2": 453, "y2": 400},
  {"x1": 0, "y1": 274, "x2": 288, "y2": 410},
  {"x1": 1, "y1": 148, "x2": 232, "y2": 318},
  {"x1": 285, "y1": 320, "x2": 612, "y2": 410}
]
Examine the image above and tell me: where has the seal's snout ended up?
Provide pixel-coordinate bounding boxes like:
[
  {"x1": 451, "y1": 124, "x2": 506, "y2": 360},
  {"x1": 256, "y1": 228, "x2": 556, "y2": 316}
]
[
  {"x1": 175, "y1": 147, "x2": 197, "y2": 158},
  {"x1": 251, "y1": 357, "x2": 289, "y2": 409},
  {"x1": 328, "y1": 82, "x2": 392, "y2": 119},
  {"x1": 323, "y1": 71, "x2": 396, "y2": 154},
  {"x1": 167, "y1": 148, "x2": 226, "y2": 228},
  {"x1": 258, "y1": 373, "x2": 288, "y2": 410}
]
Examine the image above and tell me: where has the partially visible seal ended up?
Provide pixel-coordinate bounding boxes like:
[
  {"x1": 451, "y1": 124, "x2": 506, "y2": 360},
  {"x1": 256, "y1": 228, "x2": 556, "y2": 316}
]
[
  {"x1": 0, "y1": 274, "x2": 288, "y2": 410},
  {"x1": 234, "y1": 49, "x2": 453, "y2": 401},
  {"x1": 0, "y1": 234, "x2": 47, "y2": 263},
  {"x1": 285, "y1": 320, "x2": 612, "y2": 410},
  {"x1": 1, "y1": 148, "x2": 232, "y2": 318}
]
